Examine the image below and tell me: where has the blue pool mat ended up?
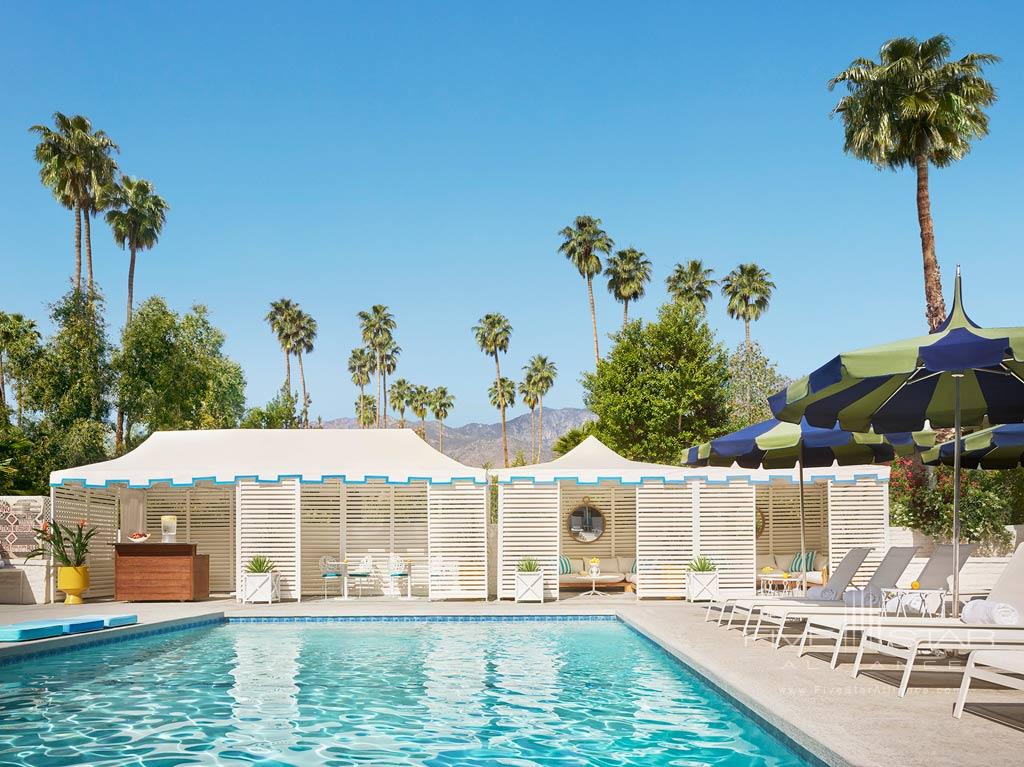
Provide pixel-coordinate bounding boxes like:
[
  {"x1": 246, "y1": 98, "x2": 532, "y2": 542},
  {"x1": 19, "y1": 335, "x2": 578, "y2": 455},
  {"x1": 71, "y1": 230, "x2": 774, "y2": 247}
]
[
  {"x1": 17, "y1": 617, "x2": 106, "y2": 634},
  {"x1": 0, "y1": 622, "x2": 65, "y2": 642},
  {"x1": 73, "y1": 614, "x2": 138, "y2": 628}
]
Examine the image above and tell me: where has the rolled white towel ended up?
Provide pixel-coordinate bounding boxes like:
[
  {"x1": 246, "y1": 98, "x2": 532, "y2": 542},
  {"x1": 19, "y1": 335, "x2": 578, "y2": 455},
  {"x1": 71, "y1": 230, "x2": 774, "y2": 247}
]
[
  {"x1": 806, "y1": 585, "x2": 825, "y2": 600},
  {"x1": 884, "y1": 596, "x2": 902, "y2": 614},
  {"x1": 807, "y1": 586, "x2": 838, "y2": 601},
  {"x1": 844, "y1": 588, "x2": 880, "y2": 608},
  {"x1": 961, "y1": 598, "x2": 990, "y2": 624},
  {"x1": 989, "y1": 602, "x2": 1021, "y2": 626}
]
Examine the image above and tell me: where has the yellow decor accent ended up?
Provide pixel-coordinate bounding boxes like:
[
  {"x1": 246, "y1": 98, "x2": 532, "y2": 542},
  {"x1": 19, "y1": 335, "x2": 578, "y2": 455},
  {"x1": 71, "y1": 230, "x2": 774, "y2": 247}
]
[
  {"x1": 910, "y1": 580, "x2": 920, "y2": 590},
  {"x1": 57, "y1": 565, "x2": 90, "y2": 605},
  {"x1": 782, "y1": 572, "x2": 789, "y2": 579},
  {"x1": 761, "y1": 566, "x2": 774, "y2": 573},
  {"x1": 589, "y1": 557, "x2": 600, "y2": 565}
]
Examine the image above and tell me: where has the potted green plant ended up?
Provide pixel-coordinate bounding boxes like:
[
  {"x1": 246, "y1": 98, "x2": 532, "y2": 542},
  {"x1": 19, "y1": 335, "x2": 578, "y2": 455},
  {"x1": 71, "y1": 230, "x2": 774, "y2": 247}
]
[
  {"x1": 686, "y1": 555, "x2": 719, "y2": 602},
  {"x1": 241, "y1": 555, "x2": 280, "y2": 603},
  {"x1": 25, "y1": 519, "x2": 98, "y2": 605},
  {"x1": 514, "y1": 556, "x2": 544, "y2": 603}
]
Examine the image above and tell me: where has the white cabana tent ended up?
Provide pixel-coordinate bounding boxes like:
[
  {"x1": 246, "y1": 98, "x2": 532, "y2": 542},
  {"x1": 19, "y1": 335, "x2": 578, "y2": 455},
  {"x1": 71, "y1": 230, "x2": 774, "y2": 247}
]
[
  {"x1": 49, "y1": 429, "x2": 489, "y2": 601},
  {"x1": 494, "y1": 436, "x2": 889, "y2": 600}
]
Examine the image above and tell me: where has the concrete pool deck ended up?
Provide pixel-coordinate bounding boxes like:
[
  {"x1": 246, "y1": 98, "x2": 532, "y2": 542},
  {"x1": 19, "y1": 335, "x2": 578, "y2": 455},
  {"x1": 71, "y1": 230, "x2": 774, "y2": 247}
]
[{"x1": 2, "y1": 596, "x2": 1023, "y2": 766}]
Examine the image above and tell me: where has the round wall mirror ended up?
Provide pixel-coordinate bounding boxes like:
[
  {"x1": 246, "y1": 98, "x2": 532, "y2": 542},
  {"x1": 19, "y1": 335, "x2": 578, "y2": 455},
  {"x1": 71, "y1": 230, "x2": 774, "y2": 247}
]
[{"x1": 567, "y1": 501, "x2": 605, "y2": 543}]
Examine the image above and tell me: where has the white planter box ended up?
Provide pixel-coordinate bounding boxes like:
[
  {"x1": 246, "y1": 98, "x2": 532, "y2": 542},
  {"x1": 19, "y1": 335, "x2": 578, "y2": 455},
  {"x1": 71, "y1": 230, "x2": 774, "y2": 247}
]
[
  {"x1": 515, "y1": 570, "x2": 545, "y2": 603},
  {"x1": 686, "y1": 571, "x2": 719, "y2": 602},
  {"x1": 241, "y1": 571, "x2": 281, "y2": 604}
]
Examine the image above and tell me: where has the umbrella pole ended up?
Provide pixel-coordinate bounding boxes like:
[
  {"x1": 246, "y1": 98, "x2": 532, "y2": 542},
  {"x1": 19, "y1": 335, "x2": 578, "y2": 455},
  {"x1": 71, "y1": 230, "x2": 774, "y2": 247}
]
[
  {"x1": 798, "y1": 445, "x2": 807, "y2": 595},
  {"x1": 952, "y1": 374, "x2": 963, "y2": 618}
]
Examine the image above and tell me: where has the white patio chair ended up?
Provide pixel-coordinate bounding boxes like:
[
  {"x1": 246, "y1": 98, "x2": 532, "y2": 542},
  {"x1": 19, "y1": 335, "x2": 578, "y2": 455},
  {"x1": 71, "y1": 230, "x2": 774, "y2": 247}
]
[
  {"x1": 346, "y1": 554, "x2": 376, "y2": 597},
  {"x1": 318, "y1": 555, "x2": 343, "y2": 600},
  {"x1": 386, "y1": 553, "x2": 411, "y2": 598}
]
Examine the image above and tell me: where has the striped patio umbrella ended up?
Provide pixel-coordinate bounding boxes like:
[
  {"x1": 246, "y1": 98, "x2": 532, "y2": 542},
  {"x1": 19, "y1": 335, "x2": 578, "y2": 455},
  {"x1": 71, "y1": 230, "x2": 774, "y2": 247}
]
[
  {"x1": 923, "y1": 423, "x2": 1024, "y2": 470},
  {"x1": 769, "y1": 268, "x2": 1024, "y2": 613},
  {"x1": 684, "y1": 419, "x2": 931, "y2": 589}
]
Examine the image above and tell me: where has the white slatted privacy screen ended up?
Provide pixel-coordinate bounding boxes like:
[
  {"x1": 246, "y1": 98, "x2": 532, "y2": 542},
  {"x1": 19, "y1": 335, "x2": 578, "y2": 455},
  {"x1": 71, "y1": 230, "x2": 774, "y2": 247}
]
[
  {"x1": 52, "y1": 486, "x2": 118, "y2": 599},
  {"x1": 299, "y1": 480, "x2": 343, "y2": 596},
  {"x1": 236, "y1": 479, "x2": 301, "y2": 600},
  {"x1": 635, "y1": 481, "x2": 692, "y2": 598},
  {"x1": 559, "y1": 482, "x2": 636, "y2": 562},
  {"x1": 427, "y1": 481, "x2": 488, "y2": 599},
  {"x1": 697, "y1": 481, "x2": 756, "y2": 596},
  {"x1": 755, "y1": 482, "x2": 828, "y2": 560},
  {"x1": 498, "y1": 481, "x2": 559, "y2": 600},
  {"x1": 828, "y1": 478, "x2": 889, "y2": 587}
]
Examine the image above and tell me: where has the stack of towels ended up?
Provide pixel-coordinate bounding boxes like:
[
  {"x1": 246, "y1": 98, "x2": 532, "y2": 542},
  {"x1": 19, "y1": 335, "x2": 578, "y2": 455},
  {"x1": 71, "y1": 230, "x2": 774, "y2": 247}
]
[{"x1": 961, "y1": 598, "x2": 1021, "y2": 625}]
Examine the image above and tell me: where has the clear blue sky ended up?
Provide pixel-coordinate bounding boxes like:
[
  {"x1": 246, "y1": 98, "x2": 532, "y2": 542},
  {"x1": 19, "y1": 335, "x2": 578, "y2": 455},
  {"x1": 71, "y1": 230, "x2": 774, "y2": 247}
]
[{"x1": 2, "y1": 3, "x2": 1022, "y2": 424}]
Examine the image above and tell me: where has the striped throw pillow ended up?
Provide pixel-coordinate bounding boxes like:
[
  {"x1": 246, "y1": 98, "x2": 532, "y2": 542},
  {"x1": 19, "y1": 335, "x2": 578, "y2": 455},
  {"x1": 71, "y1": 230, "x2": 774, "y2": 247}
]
[
  {"x1": 631, "y1": 559, "x2": 637, "y2": 574},
  {"x1": 789, "y1": 551, "x2": 816, "y2": 572},
  {"x1": 559, "y1": 555, "x2": 573, "y2": 575}
]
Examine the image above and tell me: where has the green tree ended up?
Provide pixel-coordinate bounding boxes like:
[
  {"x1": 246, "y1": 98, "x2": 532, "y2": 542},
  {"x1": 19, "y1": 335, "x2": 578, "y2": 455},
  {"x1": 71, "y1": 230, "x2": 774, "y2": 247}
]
[
  {"x1": 354, "y1": 393, "x2": 377, "y2": 429},
  {"x1": 666, "y1": 260, "x2": 717, "y2": 312},
  {"x1": 552, "y1": 421, "x2": 596, "y2": 457},
  {"x1": 347, "y1": 347, "x2": 373, "y2": 428},
  {"x1": 524, "y1": 354, "x2": 557, "y2": 462},
  {"x1": 726, "y1": 341, "x2": 791, "y2": 430},
  {"x1": 604, "y1": 247, "x2": 652, "y2": 328},
  {"x1": 292, "y1": 310, "x2": 317, "y2": 427},
  {"x1": 473, "y1": 313, "x2": 513, "y2": 467},
  {"x1": 0, "y1": 313, "x2": 41, "y2": 425},
  {"x1": 266, "y1": 299, "x2": 300, "y2": 393},
  {"x1": 102, "y1": 177, "x2": 169, "y2": 323},
  {"x1": 488, "y1": 377, "x2": 517, "y2": 425},
  {"x1": 389, "y1": 378, "x2": 413, "y2": 427},
  {"x1": 30, "y1": 113, "x2": 119, "y2": 291},
  {"x1": 581, "y1": 302, "x2": 730, "y2": 463},
  {"x1": 721, "y1": 263, "x2": 774, "y2": 349},
  {"x1": 241, "y1": 385, "x2": 299, "y2": 429},
  {"x1": 410, "y1": 384, "x2": 430, "y2": 436},
  {"x1": 358, "y1": 305, "x2": 397, "y2": 427},
  {"x1": 559, "y1": 215, "x2": 613, "y2": 366},
  {"x1": 176, "y1": 305, "x2": 246, "y2": 429},
  {"x1": 429, "y1": 386, "x2": 454, "y2": 451},
  {"x1": 518, "y1": 377, "x2": 539, "y2": 461},
  {"x1": 829, "y1": 36, "x2": 999, "y2": 330}
]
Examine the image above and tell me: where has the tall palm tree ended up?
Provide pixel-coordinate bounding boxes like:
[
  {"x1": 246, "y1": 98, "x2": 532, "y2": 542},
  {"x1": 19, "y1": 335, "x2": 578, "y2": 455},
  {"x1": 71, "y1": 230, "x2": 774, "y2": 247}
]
[
  {"x1": 410, "y1": 384, "x2": 430, "y2": 436},
  {"x1": 473, "y1": 313, "x2": 513, "y2": 467},
  {"x1": 524, "y1": 355, "x2": 557, "y2": 462},
  {"x1": 829, "y1": 35, "x2": 999, "y2": 330},
  {"x1": 30, "y1": 113, "x2": 119, "y2": 292},
  {"x1": 357, "y1": 305, "x2": 397, "y2": 427},
  {"x1": 721, "y1": 264, "x2": 775, "y2": 349},
  {"x1": 429, "y1": 386, "x2": 454, "y2": 451},
  {"x1": 267, "y1": 299, "x2": 301, "y2": 392},
  {"x1": 355, "y1": 394, "x2": 377, "y2": 428},
  {"x1": 488, "y1": 377, "x2": 517, "y2": 428},
  {"x1": 81, "y1": 131, "x2": 119, "y2": 291},
  {"x1": 347, "y1": 347, "x2": 373, "y2": 428},
  {"x1": 292, "y1": 310, "x2": 317, "y2": 427},
  {"x1": 380, "y1": 340, "x2": 401, "y2": 427},
  {"x1": 389, "y1": 378, "x2": 413, "y2": 427},
  {"x1": 558, "y1": 215, "x2": 613, "y2": 365},
  {"x1": 519, "y1": 378, "x2": 539, "y2": 460},
  {"x1": 604, "y1": 247, "x2": 652, "y2": 328},
  {"x1": 102, "y1": 176, "x2": 169, "y2": 324},
  {"x1": 666, "y1": 259, "x2": 717, "y2": 312}
]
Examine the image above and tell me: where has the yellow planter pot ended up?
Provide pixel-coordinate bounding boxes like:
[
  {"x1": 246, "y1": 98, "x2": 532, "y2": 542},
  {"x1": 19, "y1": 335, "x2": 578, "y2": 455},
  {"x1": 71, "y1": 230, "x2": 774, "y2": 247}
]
[{"x1": 57, "y1": 566, "x2": 89, "y2": 605}]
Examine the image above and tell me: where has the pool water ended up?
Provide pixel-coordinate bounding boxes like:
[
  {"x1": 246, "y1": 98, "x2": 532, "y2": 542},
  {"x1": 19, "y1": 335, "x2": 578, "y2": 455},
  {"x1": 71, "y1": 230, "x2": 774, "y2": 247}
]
[{"x1": 0, "y1": 620, "x2": 814, "y2": 766}]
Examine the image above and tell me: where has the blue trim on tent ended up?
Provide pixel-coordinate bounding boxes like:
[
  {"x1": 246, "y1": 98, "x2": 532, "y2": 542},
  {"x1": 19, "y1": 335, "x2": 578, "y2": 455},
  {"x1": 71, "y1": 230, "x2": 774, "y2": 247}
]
[
  {"x1": 51, "y1": 473, "x2": 488, "y2": 489},
  {"x1": 496, "y1": 471, "x2": 887, "y2": 486}
]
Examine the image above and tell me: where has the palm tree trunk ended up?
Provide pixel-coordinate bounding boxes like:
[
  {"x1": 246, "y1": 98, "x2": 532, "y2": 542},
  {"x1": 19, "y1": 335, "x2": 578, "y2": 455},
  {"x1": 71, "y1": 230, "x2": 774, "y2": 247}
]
[
  {"x1": 382, "y1": 371, "x2": 389, "y2": 428},
  {"x1": 126, "y1": 246, "x2": 137, "y2": 324},
  {"x1": 297, "y1": 350, "x2": 309, "y2": 427},
  {"x1": 537, "y1": 397, "x2": 544, "y2": 463},
  {"x1": 84, "y1": 211, "x2": 93, "y2": 292},
  {"x1": 494, "y1": 353, "x2": 508, "y2": 467},
  {"x1": 358, "y1": 384, "x2": 365, "y2": 428},
  {"x1": 587, "y1": 275, "x2": 599, "y2": 365},
  {"x1": 744, "y1": 318, "x2": 751, "y2": 349},
  {"x1": 73, "y1": 205, "x2": 82, "y2": 291},
  {"x1": 529, "y1": 407, "x2": 536, "y2": 461},
  {"x1": 284, "y1": 350, "x2": 291, "y2": 392},
  {"x1": 438, "y1": 421, "x2": 444, "y2": 451},
  {"x1": 375, "y1": 361, "x2": 382, "y2": 428},
  {"x1": 16, "y1": 379, "x2": 24, "y2": 427},
  {"x1": 916, "y1": 153, "x2": 946, "y2": 330},
  {"x1": 116, "y1": 408, "x2": 124, "y2": 452},
  {"x1": 0, "y1": 353, "x2": 6, "y2": 413},
  {"x1": 622, "y1": 299, "x2": 629, "y2": 329}
]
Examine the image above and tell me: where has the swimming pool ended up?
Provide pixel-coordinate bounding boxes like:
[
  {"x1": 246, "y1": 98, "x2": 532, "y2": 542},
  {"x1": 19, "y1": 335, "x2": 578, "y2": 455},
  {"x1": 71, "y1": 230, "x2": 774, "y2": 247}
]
[{"x1": 0, "y1": 618, "x2": 816, "y2": 766}]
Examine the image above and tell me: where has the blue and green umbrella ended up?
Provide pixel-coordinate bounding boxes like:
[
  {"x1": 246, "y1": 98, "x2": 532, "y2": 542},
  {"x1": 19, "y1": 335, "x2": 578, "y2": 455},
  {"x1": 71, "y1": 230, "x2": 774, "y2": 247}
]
[
  {"x1": 769, "y1": 268, "x2": 1024, "y2": 612},
  {"x1": 684, "y1": 419, "x2": 932, "y2": 589},
  {"x1": 923, "y1": 424, "x2": 1024, "y2": 470}
]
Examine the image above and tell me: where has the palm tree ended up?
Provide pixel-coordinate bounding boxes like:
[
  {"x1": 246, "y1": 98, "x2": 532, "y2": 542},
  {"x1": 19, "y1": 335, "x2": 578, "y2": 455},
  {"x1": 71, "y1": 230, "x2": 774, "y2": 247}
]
[
  {"x1": 488, "y1": 378, "x2": 517, "y2": 427},
  {"x1": 357, "y1": 305, "x2": 397, "y2": 427},
  {"x1": 410, "y1": 384, "x2": 430, "y2": 436},
  {"x1": 389, "y1": 378, "x2": 413, "y2": 427},
  {"x1": 380, "y1": 340, "x2": 401, "y2": 427},
  {"x1": 355, "y1": 394, "x2": 377, "y2": 428},
  {"x1": 473, "y1": 313, "x2": 513, "y2": 467},
  {"x1": 429, "y1": 386, "x2": 454, "y2": 451},
  {"x1": 102, "y1": 176, "x2": 169, "y2": 324},
  {"x1": 721, "y1": 264, "x2": 775, "y2": 349},
  {"x1": 30, "y1": 113, "x2": 119, "y2": 292},
  {"x1": 558, "y1": 215, "x2": 613, "y2": 365},
  {"x1": 347, "y1": 347, "x2": 373, "y2": 428},
  {"x1": 292, "y1": 310, "x2": 317, "y2": 427},
  {"x1": 267, "y1": 299, "x2": 301, "y2": 392},
  {"x1": 604, "y1": 247, "x2": 652, "y2": 328},
  {"x1": 524, "y1": 355, "x2": 557, "y2": 462},
  {"x1": 519, "y1": 378, "x2": 539, "y2": 460},
  {"x1": 666, "y1": 259, "x2": 717, "y2": 312},
  {"x1": 829, "y1": 36, "x2": 999, "y2": 330}
]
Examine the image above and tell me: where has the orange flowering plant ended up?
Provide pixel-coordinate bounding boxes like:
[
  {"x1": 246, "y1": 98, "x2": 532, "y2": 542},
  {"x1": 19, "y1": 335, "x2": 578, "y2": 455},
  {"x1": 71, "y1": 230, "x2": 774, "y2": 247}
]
[{"x1": 25, "y1": 519, "x2": 98, "y2": 567}]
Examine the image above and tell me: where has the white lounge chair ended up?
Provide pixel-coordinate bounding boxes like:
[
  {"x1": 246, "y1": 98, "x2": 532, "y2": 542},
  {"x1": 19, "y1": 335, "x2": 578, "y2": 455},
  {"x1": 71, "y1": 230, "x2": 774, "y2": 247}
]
[
  {"x1": 953, "y1": 649, "x2": 1024, "y2": 719},
  {"x1": 750, "y1": 546, "x2": 919, "y2": 646},
  {"x1": 848, "y1": 543, "x2": 1024, "y2": 697},
  {"x1": 707, "y1": 547, "x2": 872, "y2": 633},
  {"x1": 796, "y1": 544, "x2": 981, "y2": 669}
]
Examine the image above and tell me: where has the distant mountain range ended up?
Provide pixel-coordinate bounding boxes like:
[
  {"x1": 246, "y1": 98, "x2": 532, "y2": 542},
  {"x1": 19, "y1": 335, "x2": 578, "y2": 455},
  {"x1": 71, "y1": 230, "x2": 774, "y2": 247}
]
[{"x1": 322, "y1": 407, "x2": 595, "y2": 466}]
